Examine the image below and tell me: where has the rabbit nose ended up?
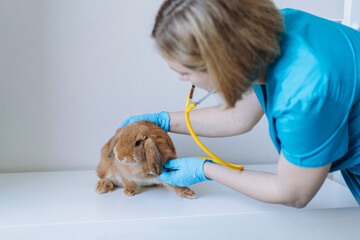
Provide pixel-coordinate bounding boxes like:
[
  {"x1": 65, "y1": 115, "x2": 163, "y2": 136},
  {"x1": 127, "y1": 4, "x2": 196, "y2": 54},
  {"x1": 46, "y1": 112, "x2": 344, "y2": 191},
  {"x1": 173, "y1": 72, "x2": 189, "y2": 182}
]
[
  {"x1": 120, "y1": 157, "x2": 131, "y2": 164},
  {"x1": 114, "y1": 152, "x2": 126, "y2": 162},
  {"x1": 114, "y1": 153, "x2": 132, "y2": 165}
]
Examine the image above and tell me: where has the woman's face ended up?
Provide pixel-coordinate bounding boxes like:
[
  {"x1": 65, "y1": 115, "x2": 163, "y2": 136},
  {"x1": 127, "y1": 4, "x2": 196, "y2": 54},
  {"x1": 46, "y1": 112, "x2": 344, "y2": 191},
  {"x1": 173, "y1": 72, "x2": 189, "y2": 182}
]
[{"x1": 164, "y1": 58, "x2": 215, "y2": 92}]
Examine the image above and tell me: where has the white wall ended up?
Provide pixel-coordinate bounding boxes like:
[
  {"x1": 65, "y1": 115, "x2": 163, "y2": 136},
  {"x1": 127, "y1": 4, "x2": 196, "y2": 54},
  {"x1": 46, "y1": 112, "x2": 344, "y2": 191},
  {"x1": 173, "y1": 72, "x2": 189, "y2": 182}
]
[
  {"x1": 275, "y1": 0, "x2": 344, "y2": 20},
  {"x1": 0, "y1": 0, "x2": 356, "y2": 173},
  {"x1": 275, "y1": 0, "x2": 360, "y2": 26},
  {"x1": 353, "y1": 0, "x2": 360, "y2": 23}
]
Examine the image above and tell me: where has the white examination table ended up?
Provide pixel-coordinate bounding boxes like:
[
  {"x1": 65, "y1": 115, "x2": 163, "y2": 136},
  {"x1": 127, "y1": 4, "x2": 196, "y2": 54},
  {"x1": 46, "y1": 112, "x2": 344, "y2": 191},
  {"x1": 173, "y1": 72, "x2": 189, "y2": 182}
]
[{"x1": 0, "y1": 164, "x2": 358, "y2": 239}]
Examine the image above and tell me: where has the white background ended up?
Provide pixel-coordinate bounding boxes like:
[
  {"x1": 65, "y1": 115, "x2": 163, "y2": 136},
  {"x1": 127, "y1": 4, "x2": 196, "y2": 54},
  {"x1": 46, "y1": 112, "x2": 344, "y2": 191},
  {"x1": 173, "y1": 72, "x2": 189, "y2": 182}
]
[{"x1": 0, "y1": 0, "x2": 359, "y2": 173}]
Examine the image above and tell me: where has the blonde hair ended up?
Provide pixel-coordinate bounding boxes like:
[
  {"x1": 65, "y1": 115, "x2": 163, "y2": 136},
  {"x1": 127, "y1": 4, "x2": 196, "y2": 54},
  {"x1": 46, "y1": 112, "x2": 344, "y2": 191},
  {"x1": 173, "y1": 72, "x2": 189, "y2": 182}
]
[{"x1": 152, "y1": 0, "x2": 283, "y2": 107}]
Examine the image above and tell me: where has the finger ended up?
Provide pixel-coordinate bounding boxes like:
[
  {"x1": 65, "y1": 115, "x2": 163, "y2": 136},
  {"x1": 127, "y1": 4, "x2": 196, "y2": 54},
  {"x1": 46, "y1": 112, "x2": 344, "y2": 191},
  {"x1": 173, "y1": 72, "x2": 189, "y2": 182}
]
[
  {"x1": 163, "y1": 159, "x2": 182, "y2": 169},
  {"x1": 158, "y1": 171, "x2": 172, "y2": 183},
  {"x1": 119, "y1": 120, "x2": 129, "y2": 128},
  {"x1": 119, "y1": 117, "x2": 140, "y2": 128}
]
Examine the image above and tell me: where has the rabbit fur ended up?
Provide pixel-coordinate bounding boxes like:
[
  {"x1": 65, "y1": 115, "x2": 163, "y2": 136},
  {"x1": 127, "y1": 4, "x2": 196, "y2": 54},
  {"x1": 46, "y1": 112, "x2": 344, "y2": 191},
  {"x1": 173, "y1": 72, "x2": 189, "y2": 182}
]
[{"x1": 96, "y1": 120, "x2": 196, "y2": 199}]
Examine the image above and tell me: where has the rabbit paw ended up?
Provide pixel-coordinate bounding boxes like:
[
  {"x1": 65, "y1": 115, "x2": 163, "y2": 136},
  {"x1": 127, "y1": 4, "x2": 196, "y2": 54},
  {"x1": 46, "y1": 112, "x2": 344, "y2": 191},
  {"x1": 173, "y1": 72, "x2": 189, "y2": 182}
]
[
  {"x1": 177, "y1": 187, "x2": 197, "y2": 199},
  {"x1": 123, "y1": 188, "x2": 138, "y2": 196},
  {"x1": 96, "y1": 178, "x2": 115, "y2": 194}
]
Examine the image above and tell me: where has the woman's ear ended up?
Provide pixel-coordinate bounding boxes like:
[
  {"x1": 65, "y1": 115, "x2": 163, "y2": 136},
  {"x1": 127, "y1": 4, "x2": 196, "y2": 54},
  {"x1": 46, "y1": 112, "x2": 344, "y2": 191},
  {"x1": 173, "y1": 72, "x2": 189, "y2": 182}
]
[{"x1": 144, "y1": 138, "x2": 163, "y2": 175}]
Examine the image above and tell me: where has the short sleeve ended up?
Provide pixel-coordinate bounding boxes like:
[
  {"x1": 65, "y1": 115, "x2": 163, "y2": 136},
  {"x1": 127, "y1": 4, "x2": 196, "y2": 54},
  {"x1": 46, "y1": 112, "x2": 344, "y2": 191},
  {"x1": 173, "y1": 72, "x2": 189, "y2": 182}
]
[{"x1": 275, "y1": 96, "x2": 349, "y2": 167}]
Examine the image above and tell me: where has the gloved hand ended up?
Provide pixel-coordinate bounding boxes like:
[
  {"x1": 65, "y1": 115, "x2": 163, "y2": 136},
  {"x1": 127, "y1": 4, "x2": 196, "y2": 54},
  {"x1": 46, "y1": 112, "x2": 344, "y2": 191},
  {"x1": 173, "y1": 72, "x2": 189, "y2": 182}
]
[
  {"x1": 119, "y1": 111, "x2": 170, "y2": 132},
  {"x1": 158, "y1": 158, "x2": 213, "y2": 187}
]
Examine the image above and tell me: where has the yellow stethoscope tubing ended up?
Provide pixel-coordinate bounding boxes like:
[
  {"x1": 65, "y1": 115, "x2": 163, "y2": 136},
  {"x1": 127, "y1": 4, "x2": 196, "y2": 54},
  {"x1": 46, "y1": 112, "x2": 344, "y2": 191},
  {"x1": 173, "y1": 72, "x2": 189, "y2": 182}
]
[{"x1": 185, "y1": 86, "x2": 244, "y2": 171}]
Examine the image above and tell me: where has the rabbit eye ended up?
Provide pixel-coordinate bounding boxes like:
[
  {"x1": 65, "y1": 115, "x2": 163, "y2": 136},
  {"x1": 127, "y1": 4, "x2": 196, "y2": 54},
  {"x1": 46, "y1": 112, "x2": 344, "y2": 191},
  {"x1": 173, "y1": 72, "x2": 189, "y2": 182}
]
[{"x1": 134, "y1": 140, "x2": 141, "y2": 147}]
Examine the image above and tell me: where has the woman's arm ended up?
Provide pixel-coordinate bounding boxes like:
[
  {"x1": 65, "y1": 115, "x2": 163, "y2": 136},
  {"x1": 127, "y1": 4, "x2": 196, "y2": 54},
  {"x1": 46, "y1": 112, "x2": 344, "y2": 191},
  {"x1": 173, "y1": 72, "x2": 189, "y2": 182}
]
[
  {"x1": 204, "y1": 153, "x2": 331, "y2": 208},
  {"x1": 169, "y1": 88, "x2": 264, "y2": 137}
]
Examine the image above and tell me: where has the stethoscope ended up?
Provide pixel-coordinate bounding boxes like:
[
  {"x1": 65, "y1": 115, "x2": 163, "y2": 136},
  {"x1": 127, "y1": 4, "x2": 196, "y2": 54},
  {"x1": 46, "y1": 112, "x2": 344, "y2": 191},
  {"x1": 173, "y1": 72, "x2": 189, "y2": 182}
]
[{"x1": 185, "y1": 84, "x2": 244, "y2": 171}]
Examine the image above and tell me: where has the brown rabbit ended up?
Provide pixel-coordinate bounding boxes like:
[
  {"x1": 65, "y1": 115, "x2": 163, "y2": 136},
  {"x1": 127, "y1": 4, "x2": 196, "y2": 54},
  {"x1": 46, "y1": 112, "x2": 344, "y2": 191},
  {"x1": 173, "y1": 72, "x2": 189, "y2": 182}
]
[{"x1": 96, "y1": 120, "x2": 196, "y2": 199}]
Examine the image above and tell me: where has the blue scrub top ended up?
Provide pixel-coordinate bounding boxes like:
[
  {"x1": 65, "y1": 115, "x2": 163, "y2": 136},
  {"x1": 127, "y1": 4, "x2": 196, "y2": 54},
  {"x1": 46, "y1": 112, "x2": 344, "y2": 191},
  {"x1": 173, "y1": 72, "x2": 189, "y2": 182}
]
[{"x1": 252, "y1": 9, "x2": 360, "y2": 204}]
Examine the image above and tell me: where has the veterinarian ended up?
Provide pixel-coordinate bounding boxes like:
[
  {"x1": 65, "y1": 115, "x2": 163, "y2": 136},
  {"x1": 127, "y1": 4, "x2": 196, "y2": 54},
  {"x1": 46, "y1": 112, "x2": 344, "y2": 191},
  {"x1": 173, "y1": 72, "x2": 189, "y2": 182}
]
[{"x1": 120, "y1": 0, "x2": 360, "y2": 207}]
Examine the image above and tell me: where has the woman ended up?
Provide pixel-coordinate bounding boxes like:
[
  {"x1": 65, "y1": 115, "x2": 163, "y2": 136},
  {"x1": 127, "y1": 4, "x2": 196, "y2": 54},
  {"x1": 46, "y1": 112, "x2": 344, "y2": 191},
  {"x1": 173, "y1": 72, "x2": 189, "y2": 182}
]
[{"x1": 120, "y1": 0, "x2": 360, "y2": 208}]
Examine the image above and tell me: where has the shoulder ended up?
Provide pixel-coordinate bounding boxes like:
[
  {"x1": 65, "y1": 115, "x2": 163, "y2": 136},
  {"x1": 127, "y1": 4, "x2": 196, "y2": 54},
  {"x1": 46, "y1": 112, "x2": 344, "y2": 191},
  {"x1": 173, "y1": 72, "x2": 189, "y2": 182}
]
[
  {"x1": 268, "y1": 41, "x2": 325, "y2": 116},
  {"x1": 267, "y1": 10, "x2": 355, "y2": 113}
]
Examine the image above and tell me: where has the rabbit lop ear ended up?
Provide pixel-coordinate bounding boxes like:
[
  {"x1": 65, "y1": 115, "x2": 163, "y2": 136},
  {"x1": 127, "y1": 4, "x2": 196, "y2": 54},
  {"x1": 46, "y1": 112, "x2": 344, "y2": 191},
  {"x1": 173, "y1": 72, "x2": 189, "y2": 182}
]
[
  {"x1": 144, "y1": 138, "x2": 163, "y2": 175},
  {"x1": 108, "y1": 135, "x2": 119, "y2": 159}
]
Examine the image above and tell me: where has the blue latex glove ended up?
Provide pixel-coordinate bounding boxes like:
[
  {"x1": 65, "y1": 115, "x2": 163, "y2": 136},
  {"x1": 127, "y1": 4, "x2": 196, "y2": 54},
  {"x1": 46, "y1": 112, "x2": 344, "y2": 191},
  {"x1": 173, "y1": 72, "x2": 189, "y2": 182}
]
[
  {"x1": 119, "y1": 111, "x2": 170, "y2": 132},
  {"x1": 158, "y1": 158, "x2": 213, "y2": 187}
]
